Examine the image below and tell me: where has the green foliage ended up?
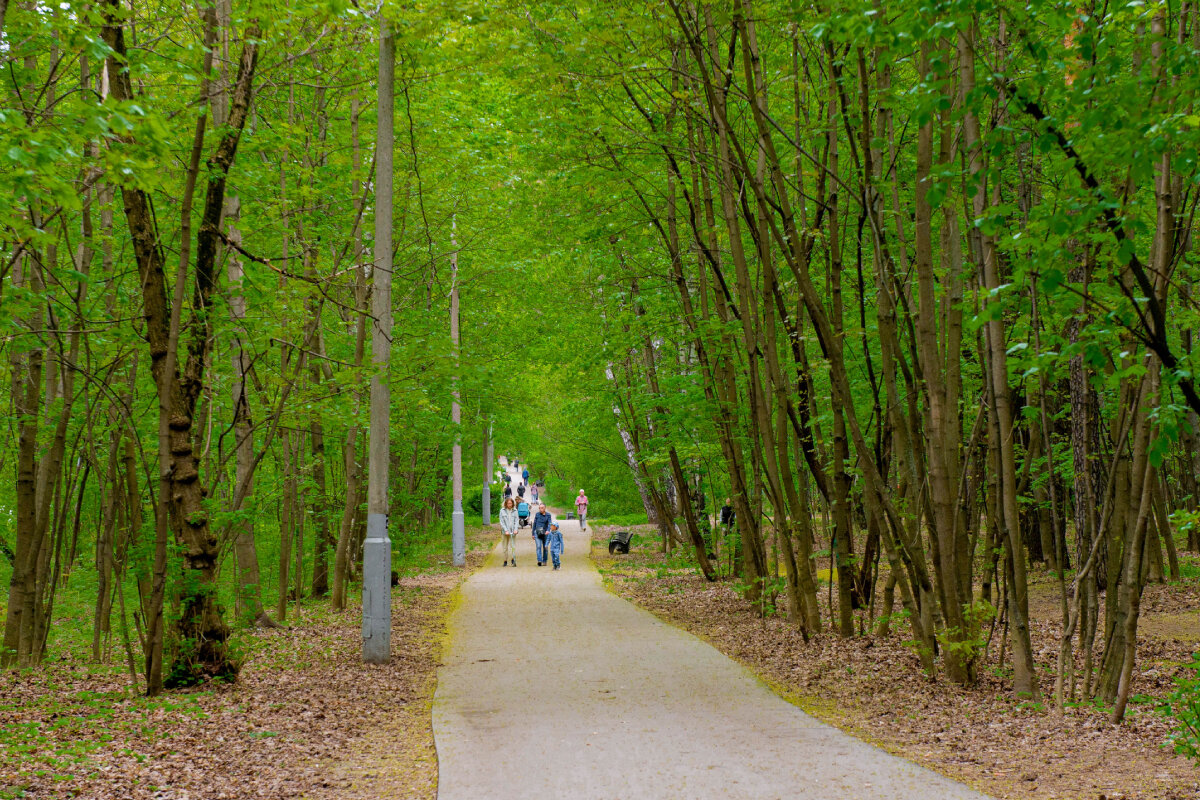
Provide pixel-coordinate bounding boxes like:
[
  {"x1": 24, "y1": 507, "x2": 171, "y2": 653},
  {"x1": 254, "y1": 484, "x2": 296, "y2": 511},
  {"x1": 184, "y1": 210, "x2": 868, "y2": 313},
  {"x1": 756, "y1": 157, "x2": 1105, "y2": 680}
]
[
  {"x1": 1167, "y1": 654, "x2": 1200, "y2": 760},
  {"x1": 730, "y1": 574, "x2": 789, "y2": 617},
  {"x1": 935, "y1": 600, "x2": 997, "y2": 664},
  {"x1": 393, "y1": 522, "x2": 492, "y2": 577},
  {"x1": 1169, "y1": 511, "x2": 1200, "y2": 546}
]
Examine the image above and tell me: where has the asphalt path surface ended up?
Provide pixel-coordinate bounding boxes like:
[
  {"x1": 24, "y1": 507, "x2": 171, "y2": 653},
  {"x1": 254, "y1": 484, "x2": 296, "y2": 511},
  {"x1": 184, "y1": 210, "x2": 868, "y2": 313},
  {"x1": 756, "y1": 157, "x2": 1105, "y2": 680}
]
[{"x1": 432, "y1": 462, "x2": 990, "y2": 799}]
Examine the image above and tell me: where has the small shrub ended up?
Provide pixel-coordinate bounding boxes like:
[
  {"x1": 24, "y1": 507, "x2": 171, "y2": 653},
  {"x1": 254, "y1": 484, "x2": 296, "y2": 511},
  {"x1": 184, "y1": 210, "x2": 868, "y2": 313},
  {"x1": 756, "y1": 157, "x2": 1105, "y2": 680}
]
[
  {"x1": 1167, "y1": 653, "x2": 1200, "y2": 759},
  {"x1": 935, "y1": 599, "x2": 996, "y2": 665}
]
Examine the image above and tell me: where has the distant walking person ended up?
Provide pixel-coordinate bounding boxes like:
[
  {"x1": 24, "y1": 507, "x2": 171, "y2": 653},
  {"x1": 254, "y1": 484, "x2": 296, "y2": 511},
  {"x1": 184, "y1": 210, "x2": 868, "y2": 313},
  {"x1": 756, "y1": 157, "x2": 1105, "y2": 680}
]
[
  {"x1": 522, "y1": 467, "x2": 530, "y2": 485},
  {"x1": 718, "y1": 498, "x2": 737, "y2": 572},
  {"x1": 531, "y1": 503, "x2": 553, "y2": 566},
  {"x1": 719, "y1": 498, "x2": 735, "y2": 529},
  {"x1": 531, "y1": 483, "x2": 539, "y2": 503},
  {"x1": 517, "y1": 499, "x2": 531, "y2": 529},
  {"x1": 503, "y1": 482, "x2": 513, "y2": 502},
  {"x1": 499, "y1": 498, "x2": 519, "y2": 567},
  {"x1": 548, "y1": 521, "x2": 564, "y2": 570},
  {"x1": 517, "y1": 482, "x2": 526, "y2": 499},
  {"x1": 575, "y1": 489, "x2": 589, "y2": 530}
]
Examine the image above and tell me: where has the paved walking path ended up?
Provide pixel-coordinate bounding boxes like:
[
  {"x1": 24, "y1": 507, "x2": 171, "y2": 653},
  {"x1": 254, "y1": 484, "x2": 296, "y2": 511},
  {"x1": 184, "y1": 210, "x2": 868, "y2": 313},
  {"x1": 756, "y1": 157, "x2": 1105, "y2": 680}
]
[{"x1": 432, "y1": 463, "x2": 990, "y2": 799}]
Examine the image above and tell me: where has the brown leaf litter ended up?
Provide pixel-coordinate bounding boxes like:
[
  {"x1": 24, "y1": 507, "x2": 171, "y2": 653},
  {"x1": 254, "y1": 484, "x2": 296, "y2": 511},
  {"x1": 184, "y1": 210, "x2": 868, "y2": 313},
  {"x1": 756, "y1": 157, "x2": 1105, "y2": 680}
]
[{"x1": 0, "y1": 527, "x2": 493, "y2": 800}]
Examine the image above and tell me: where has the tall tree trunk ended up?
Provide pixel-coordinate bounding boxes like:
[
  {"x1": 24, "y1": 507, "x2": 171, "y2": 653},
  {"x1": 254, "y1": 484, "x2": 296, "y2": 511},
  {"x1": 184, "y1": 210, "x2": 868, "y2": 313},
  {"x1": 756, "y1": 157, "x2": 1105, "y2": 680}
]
[
  {"x1": 332, "y1": 97, "x2": 368, "y2": 612},
  {"x1": 960, "y1": 21, "x2": 1038, "y2": 698},
  {"x1": 227, "y1": 199, "x2": 273, "y2": 626},
  {"x1": 822, "y1": 46, "x2": 855, "y2": 638},
  {"x1": 102, "y1": 0, "x2": 260, "y2": 689},
  {"x1": 2, "y1": 252, "x2": 45, "y2": 666}
]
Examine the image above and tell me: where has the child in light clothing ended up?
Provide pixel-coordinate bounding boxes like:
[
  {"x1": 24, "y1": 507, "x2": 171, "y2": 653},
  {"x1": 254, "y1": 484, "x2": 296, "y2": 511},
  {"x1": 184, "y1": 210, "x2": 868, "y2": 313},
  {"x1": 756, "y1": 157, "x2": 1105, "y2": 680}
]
[{"x1": 549, "y1": 522, "x2": 564, "y2": 570}]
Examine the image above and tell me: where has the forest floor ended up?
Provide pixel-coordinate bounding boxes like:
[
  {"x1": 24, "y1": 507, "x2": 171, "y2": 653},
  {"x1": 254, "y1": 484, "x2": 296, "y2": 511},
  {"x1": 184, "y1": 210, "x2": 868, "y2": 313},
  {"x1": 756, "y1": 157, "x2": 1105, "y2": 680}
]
[
  {"x1": 592, "y1": 523, "x2": 1200, "y2": 800},
  {"x1": 0, "y1": 526, "x2": 492, "y2": 800}
]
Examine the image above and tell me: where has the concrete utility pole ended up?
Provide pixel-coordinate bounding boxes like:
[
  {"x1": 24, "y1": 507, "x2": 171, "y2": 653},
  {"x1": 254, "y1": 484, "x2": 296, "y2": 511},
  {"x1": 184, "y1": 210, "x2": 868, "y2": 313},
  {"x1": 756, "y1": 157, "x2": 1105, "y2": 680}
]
[
  {"x1": 450, "y1": 215, "x2": 466, "y2": 566},
  {"x1": 362, "y1": 14, "x2": 393, "y2": 664},
  {"x1": 481, "y1": 419, "x2": 492, "y2": 526}
]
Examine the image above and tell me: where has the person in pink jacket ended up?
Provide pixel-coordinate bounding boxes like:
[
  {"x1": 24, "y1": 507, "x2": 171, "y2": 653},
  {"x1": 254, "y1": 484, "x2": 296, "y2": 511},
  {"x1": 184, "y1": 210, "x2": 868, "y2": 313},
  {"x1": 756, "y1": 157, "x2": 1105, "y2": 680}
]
[{"x1": 574, "y1": 489, "x2": 589, "y2": 530}]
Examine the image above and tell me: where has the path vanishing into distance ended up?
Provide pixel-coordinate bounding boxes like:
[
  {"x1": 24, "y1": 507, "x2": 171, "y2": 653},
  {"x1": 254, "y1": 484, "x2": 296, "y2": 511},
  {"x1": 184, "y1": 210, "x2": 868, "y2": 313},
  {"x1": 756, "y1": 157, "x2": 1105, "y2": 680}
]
[{"x1": 432, "y1": 464, "x2": 991, "y2": 800}]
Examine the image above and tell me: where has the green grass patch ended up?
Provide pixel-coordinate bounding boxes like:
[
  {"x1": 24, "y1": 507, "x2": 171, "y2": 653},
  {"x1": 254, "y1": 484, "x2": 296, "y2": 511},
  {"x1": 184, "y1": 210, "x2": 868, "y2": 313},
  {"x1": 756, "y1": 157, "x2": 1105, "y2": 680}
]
[{"x1": 587, "y1": 513, "x2": 650, "y2": 527}]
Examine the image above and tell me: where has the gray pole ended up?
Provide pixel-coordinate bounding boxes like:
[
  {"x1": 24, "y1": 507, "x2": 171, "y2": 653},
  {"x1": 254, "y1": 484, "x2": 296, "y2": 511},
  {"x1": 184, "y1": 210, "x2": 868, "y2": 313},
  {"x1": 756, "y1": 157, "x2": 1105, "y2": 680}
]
[
  {"x1": 362, "y1": 14, "x2": 393, "y2": 664},
  {"x1": 481, "y1": 419, "x2": 492, "y2": 526},
  {"x1": 451, "y1": 216, "x2": 466, "y2": 566}
]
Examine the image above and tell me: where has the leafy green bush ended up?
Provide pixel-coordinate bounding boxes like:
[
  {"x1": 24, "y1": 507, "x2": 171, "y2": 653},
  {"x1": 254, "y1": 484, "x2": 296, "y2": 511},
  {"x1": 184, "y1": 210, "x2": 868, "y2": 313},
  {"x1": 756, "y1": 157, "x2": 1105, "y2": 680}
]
[
  {"x1": 1168, "y1": 654, "x2": 1200, "y2": 759},
  {"x1": 462, "y1": 481, "x2": 505, "y2": 515},
  {"x1": 934, "y1": 599, "x2": 996, "y2": 666}
]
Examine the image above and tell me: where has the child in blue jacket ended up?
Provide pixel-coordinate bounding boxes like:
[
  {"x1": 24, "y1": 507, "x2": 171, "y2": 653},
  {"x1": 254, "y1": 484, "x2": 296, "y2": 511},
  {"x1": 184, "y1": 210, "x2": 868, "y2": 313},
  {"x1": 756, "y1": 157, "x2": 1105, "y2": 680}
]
[{"x1": 548, "y1": 521, "x2": 564, "y2": 570}]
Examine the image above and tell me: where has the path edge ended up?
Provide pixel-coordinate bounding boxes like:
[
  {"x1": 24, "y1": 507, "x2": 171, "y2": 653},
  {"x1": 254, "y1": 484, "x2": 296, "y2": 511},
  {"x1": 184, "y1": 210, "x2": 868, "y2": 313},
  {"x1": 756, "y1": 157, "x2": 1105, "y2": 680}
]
[
  {"x1": 585, "y1": 539, "x2": 994, "y2": 797},
  {"x1": 430, "y1": 529, "x2": 498, "y2": 799}
]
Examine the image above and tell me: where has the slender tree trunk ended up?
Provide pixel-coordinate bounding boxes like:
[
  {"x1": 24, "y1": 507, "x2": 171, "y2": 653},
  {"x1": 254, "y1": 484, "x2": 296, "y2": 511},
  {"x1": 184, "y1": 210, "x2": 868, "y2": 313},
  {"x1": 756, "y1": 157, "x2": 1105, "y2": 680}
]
[
  {"x1": 961, "y1": 21, "x2": 1037, "y2": 698},
  {"x1": 309, "y1": 413, "x2": 332, "y2": 596},
  {"x1": 2, "y1": 253, "x2": 45, "y2": 666},
  {"x1": 332, "y1": 97, "x2": 368, "y2": 613},
  {"x1": 278, "y1": 433, "x2": 297, "y2": 622},
  {"x1": 332, "y1": 426, "x2": 361, "y2": 611},
  {"x1": 227, "y1": 200, "x2": 273, "y2": 626}
]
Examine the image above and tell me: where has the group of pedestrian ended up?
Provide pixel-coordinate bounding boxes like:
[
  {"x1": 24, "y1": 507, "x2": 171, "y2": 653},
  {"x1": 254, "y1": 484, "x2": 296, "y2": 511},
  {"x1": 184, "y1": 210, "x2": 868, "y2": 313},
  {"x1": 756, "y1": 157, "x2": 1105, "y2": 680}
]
[
  {"x1": 498, "y1": 499, "x2": 563, "y2": 569},
  {"x1": 501, "y1": 464, "x2": 543, "y2": 506},
  {"x1": 495, "y1": 459, "x2": 588, "y2": 571}
]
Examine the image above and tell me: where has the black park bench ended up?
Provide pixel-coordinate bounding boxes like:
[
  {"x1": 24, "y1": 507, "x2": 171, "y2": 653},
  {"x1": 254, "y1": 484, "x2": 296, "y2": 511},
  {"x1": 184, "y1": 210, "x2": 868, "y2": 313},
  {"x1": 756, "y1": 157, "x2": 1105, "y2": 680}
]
[{"x1": 608, "y1": 530, "x2": 633, "y2": 554}]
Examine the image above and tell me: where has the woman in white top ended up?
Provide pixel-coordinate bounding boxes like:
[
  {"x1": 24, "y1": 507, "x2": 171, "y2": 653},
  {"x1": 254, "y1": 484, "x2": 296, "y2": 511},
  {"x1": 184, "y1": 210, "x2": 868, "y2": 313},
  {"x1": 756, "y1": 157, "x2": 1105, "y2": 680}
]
[{"x1": 499, "y1": 497, "x2": 520, "y2": 567}]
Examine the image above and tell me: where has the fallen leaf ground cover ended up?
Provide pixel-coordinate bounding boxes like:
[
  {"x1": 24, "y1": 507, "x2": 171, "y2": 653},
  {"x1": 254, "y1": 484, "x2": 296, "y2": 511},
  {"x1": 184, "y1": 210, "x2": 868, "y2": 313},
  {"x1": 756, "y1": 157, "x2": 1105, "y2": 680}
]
[
  {"x1": 591, "y1": 524, "x2": 1200, "y2": 800},
  {"x1": 0, "y1": 526, "x2": 492, "y2": 800}
]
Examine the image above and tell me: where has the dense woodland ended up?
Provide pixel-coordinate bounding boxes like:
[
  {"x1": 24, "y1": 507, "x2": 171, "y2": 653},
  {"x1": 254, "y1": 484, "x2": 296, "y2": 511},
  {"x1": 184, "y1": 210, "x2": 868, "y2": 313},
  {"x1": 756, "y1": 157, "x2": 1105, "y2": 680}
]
[{"x1": 3, "y1": 0, "x2": 1200, "y2": 743}]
